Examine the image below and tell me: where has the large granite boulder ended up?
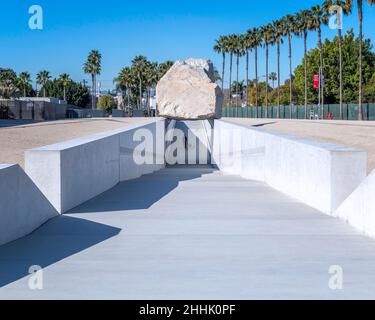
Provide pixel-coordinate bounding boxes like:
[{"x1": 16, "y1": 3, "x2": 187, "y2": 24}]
[{"x1": 156, "y1": 58, "x2": 223, "y2": 120}]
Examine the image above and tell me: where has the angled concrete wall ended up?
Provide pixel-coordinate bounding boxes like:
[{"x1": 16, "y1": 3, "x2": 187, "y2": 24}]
[
  {"x1": 0, "y1": 164, "x2": 57, "y2": 246},
  {"x1": 213, "y1": 120, "x2": 367, "y2": 215},
  {"x1": 25, "y1": 120, "x2": 165, "y2": 213},
  {"x1": 334, "y1": 169, "x2": 375, "y2": 238}
]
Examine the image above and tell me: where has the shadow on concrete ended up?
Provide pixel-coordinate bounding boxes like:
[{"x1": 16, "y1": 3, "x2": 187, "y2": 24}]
[
  {"x1": 252, "y1": 122, "x2": 277, "y2": 127},
  {"x1": 69, "y1": 166, "x2": 215, "y2": 214},
  {"x1": 0, "y1": 119, "x2": 40, "y2": 128},
  {"x1": 0, "y1": 215, "x2": 121, "y2": 288}
]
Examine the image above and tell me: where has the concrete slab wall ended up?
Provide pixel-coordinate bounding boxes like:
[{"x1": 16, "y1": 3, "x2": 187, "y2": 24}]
[
  {"x1": 334, "y1": 169, "x2": 375, "y2": 238},
  {"x1": 0, "y1": 164, "x2": 57, "y2": 246},
  {"x1": 213, "y1": 120, "x2": 367, "y2": 214},
  {"x1": 25, "y1": 120, "x2": 165, "y2": 213}
]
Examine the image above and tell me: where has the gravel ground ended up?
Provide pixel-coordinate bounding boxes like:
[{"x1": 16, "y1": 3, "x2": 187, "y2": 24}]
[
  {"x1": 0, "y1": 118, "x2": 156, "y2": 168},
  {"x1": 225, "y1": 118, "x2": 375, "y2": 173}
]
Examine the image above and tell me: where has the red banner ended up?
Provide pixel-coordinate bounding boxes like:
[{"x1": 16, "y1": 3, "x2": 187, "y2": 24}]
[{"x1": 314, "y1": 74, "x2": 319, "y2": 89}]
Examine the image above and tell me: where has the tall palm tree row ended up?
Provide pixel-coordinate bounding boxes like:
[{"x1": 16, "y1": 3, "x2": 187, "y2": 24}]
[{"x1": 213, "y1": 0, "x2": 374, "y2": 120}]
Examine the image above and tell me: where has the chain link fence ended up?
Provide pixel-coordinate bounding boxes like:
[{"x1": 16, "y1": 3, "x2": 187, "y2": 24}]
[{"x1": 223, "y1": 104, "x2": 375, "y2": 120}]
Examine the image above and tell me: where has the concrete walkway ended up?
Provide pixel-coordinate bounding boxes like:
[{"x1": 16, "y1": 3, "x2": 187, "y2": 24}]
[{"x1": 1, "y1": 166, "x2": 375, "y2": 299}]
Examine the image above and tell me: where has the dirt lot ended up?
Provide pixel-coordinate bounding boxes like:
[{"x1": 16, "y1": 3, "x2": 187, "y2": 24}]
[
  {"x1": 0, "y1": 118, "x2": 154, "y2": 168},
  {"x1": 226, "y1": 118, "x2": 375, "y2": 173}
]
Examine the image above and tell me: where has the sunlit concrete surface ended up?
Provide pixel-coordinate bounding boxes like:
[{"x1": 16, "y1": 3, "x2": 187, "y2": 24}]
[{"x1": 1, "y1": 166, "x2": 375, "y2": 299}]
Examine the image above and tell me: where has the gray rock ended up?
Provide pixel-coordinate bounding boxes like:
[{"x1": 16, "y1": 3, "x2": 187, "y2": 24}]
[{"x1": 156, "y1": 58, "x2": 223, "y2": 120}]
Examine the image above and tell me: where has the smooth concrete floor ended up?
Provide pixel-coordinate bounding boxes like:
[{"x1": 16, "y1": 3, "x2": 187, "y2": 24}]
[{"x1": 1, "y1": 166, "x2": 375, "y2": 299}]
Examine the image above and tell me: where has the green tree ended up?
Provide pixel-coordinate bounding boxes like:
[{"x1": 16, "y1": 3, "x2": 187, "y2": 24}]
[
  {"x1": 0, "y1": 68, "x2": 18, "y2": 98},
  {"x1": 83, "y1": 49, "x2": 102, "y2": 110},
  {"x1": 293, "y1": 30, "x2": 374, "y2": 105},
  {"x1": 36, "y1": 70, "x2": 51, "y2": 97},
  {"x1": 43, "y1": 78, "x2": 90, "y2": 107},
  {"x1": 97, "y1": 95, "x2": 116, "y2": 111},
  {"x1": 364, "y1": 72, "x2": 375, "y2": 102}
]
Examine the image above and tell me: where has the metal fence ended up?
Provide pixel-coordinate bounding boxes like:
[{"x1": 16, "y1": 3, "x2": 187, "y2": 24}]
[
  {"x1": 223, "y1": 103, "x2": 375, "y2": 120},
  {"x1": 0, "y1": 100, "x2": 67, "y2": 121}
]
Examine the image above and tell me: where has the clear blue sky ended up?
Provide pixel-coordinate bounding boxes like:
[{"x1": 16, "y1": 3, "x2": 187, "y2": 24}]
[{"x1": 1, "y1": 0, "x2": 374, "y2": 90}]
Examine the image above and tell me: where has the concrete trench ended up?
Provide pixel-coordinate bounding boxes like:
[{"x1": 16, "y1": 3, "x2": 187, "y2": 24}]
[{"x1": 1, "y1": 119, "x2": 375, "y2": 299}]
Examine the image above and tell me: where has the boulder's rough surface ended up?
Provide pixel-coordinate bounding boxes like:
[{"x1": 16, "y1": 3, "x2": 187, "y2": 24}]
[{"x1": 156, "y1": 58, "x2": 223, "y2": 120}]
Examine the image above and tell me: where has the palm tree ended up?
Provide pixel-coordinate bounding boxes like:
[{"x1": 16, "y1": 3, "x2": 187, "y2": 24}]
[
  {"x1": 272, "y1": 19, "x2": 285, "y2": 118},
  {"x1": 115, "y1": 67, "x2": 134, "y2": 108},
  {"x1": 226, "y1": 34, "x2": 237, "y2": 107},
  {"x1": 18, "y1": 72, "x2": 31, "y2": 97},
  {"x1": 59, "y1": 73, "x2": 71, "y2": 102},
  {"x1": 132, "y1": 55, "x2": 148, "y2": 110},
  {"x1": 158, "y1": 61, "x2": 174, "y2": 80},
  {"x1": 260, "y1": 24, "x2": 275, "y2": 118},
  {"x1": 269, "y1": 72, "x2": 277, "y2": 89},
  {"x1": 247, "y1": 27, "x2": 262, "y2": 116},
  {"x1": 36, "y1": 70, "x2": 51, "y2": 97},
  {"x1": 214, "y1": 36, "x2": 228, "y2": 91},
  {"x1": 310, "y1": 5, "x2": 329, "y2": 118},
  {"x1": 234, "y1": 35, "x2": 245, "y2": 107},
  {"x1": 144, "y1": 61, "x2": 159, "y2": 115},
  {"x1": 83, "y1": 49, "x2": 102, "y2": 109},
  {"x1": 356, "y1": 0, "x2": 374, "y2": 120},
  {"x1": 243, "y1": 33, "x2": 253, "y2": 106},
  {"x1": 296, "y1": 9, "x2": 313, "y2": 119},
  {"x1": 281, "y1": 14, "x2": 299, "y2": 119},
  {"x1": 322, "y1": 1, "x2": 352, "y2": 119}
]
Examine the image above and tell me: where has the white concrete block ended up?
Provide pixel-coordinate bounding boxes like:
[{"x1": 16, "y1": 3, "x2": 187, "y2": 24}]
[
  {"x1": 119, "y1": 121, "x2": 165, "y2": 181},
  {"x1": 25, "y1": 120, "x2": 165, "y2": 213},
  {"x1": 213, "y1": 120, "x2": 367, "y2": 215},
  {"x1": 335, "y1": 168, "x2": 375, "y2": 238},
  {"x1": 0, "y1": 164, "x2": 57, "y2": 245}
]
